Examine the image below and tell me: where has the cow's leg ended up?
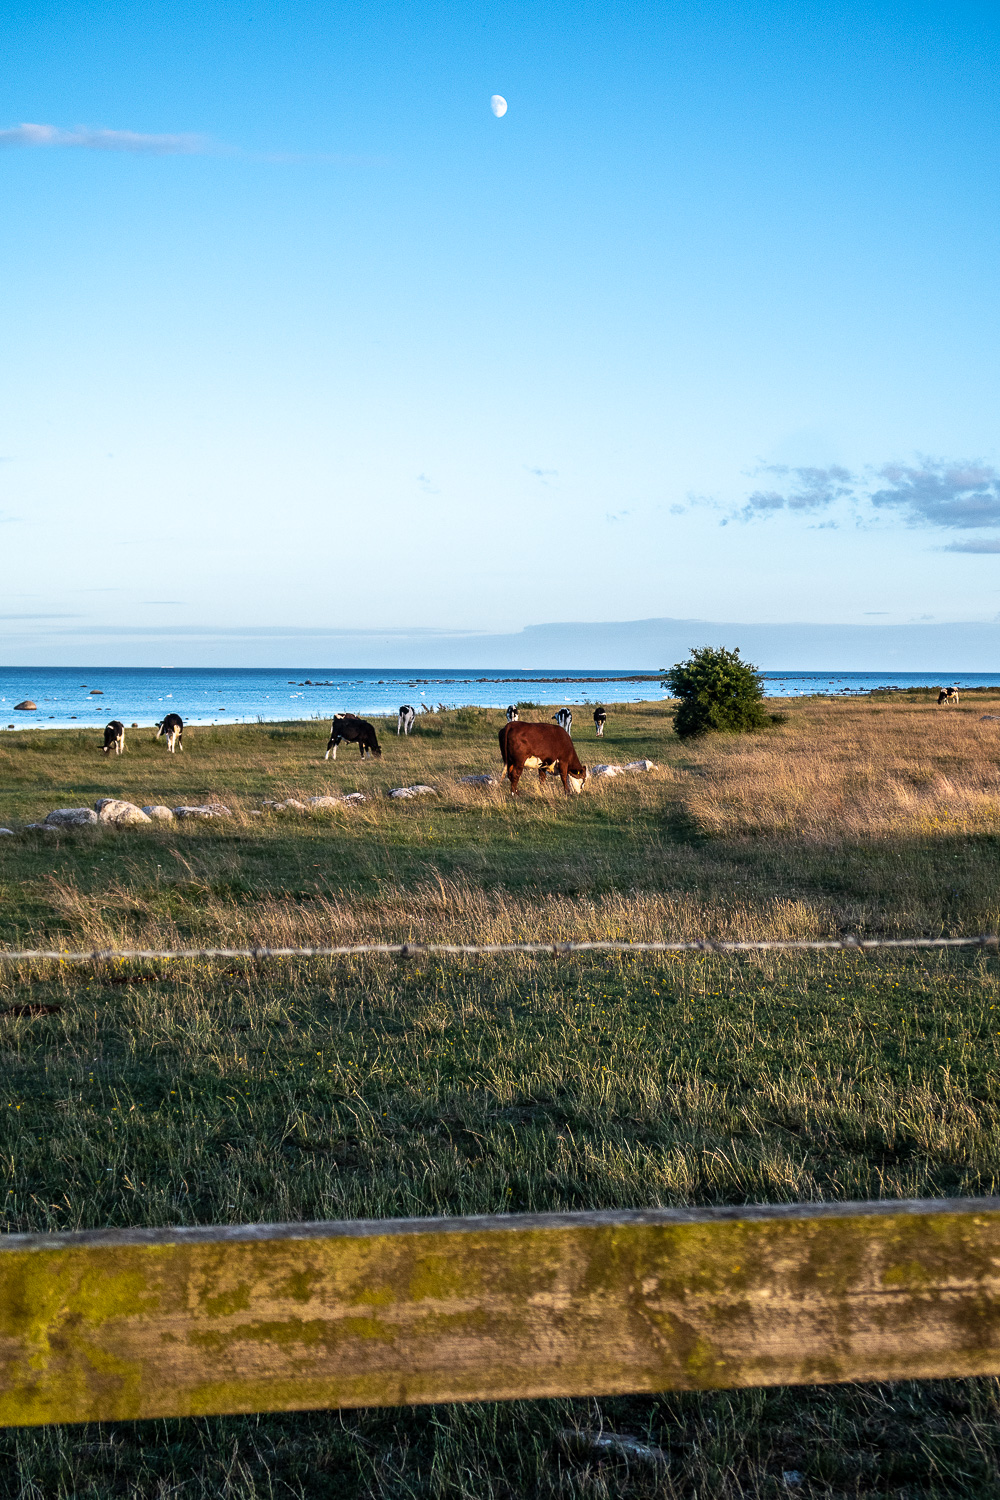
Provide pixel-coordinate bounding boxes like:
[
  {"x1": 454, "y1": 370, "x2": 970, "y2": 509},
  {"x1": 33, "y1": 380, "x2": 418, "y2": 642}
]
[
  {"x1": 558, "y1": 762, "x2": 571, "y2": 794},
  {"x1": 508, "y1": 764, "x2": 522, "y2": 795}
]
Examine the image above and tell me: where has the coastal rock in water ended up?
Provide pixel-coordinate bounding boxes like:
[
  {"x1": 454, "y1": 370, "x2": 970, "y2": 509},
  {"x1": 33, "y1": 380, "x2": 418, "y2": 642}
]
[
  {"x1": 44, "y1": 807, "x2": 99, "y2": 826},
  {"x1": 142, "y1": 805, "x2": 175, "y2": 820},
  {"x1": 173, "y1": 804, "x2": 231, "y2": 819},
  {"x1": 458, "y1": 774, "x2": 497, "y2": 786},
  {"x1": 388, "y1": 785, "x2": 436, "y2": 799},
  {"x1": 95, "y1": 799, "x2": 152, "y2": 825},
  {"x1": 14, "y1": 701, "x2": 36, "y2": 711}
]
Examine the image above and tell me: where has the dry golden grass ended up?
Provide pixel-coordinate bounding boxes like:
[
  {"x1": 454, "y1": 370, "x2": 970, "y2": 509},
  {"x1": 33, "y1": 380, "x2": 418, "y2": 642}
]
[{"x1": 681, "y1": 695, "x2": 1000, "y2": 840}]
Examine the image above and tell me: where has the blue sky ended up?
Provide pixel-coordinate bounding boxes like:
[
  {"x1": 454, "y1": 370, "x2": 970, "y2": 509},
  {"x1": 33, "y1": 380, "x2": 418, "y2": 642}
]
[{"x1": 3, "y1": 0, "x2": 1000, "y2": 663}]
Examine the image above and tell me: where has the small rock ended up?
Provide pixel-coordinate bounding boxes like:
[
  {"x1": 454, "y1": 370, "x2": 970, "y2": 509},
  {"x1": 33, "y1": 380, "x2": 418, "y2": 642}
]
[
  {"x1": 459, "y1": 774, "x2": 497, "y2": 786},
  {"x1": 981, "y1": 715, "x2": 1000, "y2": 721},
  {"x1": 173, "y1": 804, "x2": 231, "y2": 819},
  {"x1": 88, "y1": 689, "x2": 103, "y2": 695},
  {"x1": 14, "y1": 701, "x2": 36, "y2": 711},
  {"x1": 307, "y1": 795, "x2": 343, "y2": 807},
  {"x1": 623, "y1": 759, "x2": 656, "y2": 772},
  {"x1": 249, "y1": 810, "x2": 263, "y2": 817},
  {"x1": 340, "y1": 792, "x2": 367, "y2": 803},
  {"x1": 389, "y1": 785, "x2": 436, "y2": 799},
  {"x1": 591, "y1": 764, "x2": 624, "y2": 778},
  {"x1": 142, "y1": 806, "x2": 175, "y2": 821},
  {"x1": 44, "y1": 807, "x2": 99, "y2": 826},
  {"x1": 95, "y1": 799, "x2": 152, "y2": 825},
  {"x1": 782, "y1": 1473, "x2": 803, "y2": 1490},
  {"x1": 0, "y1": 829, "x2": 14, "y2": 836}
]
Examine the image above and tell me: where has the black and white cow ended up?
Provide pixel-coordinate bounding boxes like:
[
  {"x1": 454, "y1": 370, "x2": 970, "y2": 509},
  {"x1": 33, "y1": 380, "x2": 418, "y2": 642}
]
[
  {"x1": 593, "y1": 707, "x2": 607, "y2": 737},
  {"x1": 155, "y1": 712, "x2": 184, "y2": 752},
  {"x1": 102, "y1": 720, "x2": 125, "y2": 757},
  {"x1": 506, "y1": 705, "x2": 519, "y2": 721},
  {"x1": 325, "y1": 714, "x2": 382, "y2": 760},
  {"x1": 553, "y1": 708, "x2": 573, "y2": 733},
  {"x1": 397, "y1": 705, "x2": 416, "y2": 736}
]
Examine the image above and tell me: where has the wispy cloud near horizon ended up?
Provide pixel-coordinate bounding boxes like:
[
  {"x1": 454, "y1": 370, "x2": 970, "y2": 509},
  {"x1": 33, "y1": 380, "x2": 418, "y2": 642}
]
[{"x1": 0, "y1": 123, "x2": 214, "y2": 154}]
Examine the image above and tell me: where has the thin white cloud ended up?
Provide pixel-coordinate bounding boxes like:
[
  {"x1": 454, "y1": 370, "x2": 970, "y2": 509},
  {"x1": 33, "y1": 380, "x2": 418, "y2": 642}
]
[{"x1": 0, "y1": 123, "x2": 212, "y2": 155}]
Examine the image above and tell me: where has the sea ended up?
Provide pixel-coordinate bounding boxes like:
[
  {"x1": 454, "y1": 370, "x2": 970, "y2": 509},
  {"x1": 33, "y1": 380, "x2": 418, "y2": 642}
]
[{"x1": 0, "y1": 666, "x2": 997, "y2": 732}]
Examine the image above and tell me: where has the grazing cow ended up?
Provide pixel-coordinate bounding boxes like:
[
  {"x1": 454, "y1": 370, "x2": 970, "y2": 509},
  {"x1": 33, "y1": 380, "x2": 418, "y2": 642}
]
[
  {"x1": 325, "y1": 714, "x2": 382, "y2": 760},
  {"x1": 937, "y1": 687, "x2": 960, "y2": 706},
  {"x1": 554, "y1": 708, "x2": 573, "y2": 733},
  {"x1": 155, "y1": 712, "x2": 184, "y2": 752},
  {"x1": 102, "y1": 720, "x2": 125, "y2": 757},
  {"x1": 506, "y1": 705, "x2": 519, "y2": 721},
  {"x1": 498, "y1": 721, "x2": 587, "y2": 796},
  {"x1": 397, "y1": 705, "x2": 416, "y2": 736},
  {"x1": 593, "y1": 707, "x2": 607, "y2": 737}
]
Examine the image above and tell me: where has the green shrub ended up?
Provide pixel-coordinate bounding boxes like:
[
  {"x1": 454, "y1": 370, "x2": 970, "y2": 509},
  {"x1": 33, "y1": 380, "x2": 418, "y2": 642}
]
[{"x1": 663, "y1": 645, "x2": 769, "y2": 738}]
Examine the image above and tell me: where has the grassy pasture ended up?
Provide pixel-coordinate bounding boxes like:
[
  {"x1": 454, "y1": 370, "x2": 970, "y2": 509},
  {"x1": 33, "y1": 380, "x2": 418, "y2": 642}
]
[{"x1": 3, "y1": 694, "x2": 1000, "y2": 1494}]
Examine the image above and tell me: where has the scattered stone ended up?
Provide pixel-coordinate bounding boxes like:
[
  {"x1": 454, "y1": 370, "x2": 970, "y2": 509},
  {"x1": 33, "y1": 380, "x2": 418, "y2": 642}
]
[
  {"x1": 557, "y1": 1430, "x2": 668, "y2": 1467},
  {"x1": 281, "y1": 799, "x2": 309, "y2": 812},
  {"x1": 307, "y1": 795, "x2": 343, "y2": 807},
  {"x1": 173, "y1": 804, "x2": 231, "y2": 819},
  {"x1": 623, "y1": 759, "x2": 656, "y2": 771},
  {"x1": 249, "y1": 810, "x2": 263, "y2": 817},
  {"x1": 981, "y1": 715, "x2": 1000, "y2": 721},
  {"x1": 590, "y1": 764, "x2": 625, "y2": 778},
  {"x1": 459, "y1": 774, "x2": 497, "y2": 786},
  {"x1": 0, "y1": 829, "x2": 14, "y2": 836},
  {"x1": 388, "y1": 785, "x2": 436, "y2": 799},
  {"x1": 340, "y1": 792, "x2": 367, "y2": 803},
  {"x1": 88, "y1": 689, "x2": 103, "y2": 695},
  {"x1": 43, "y1": 808, "x2": 99, "y2": 827},
  {"x1": 782, "y1": 1474, "x2": 803, "y2": 1490},
  {"x1": 95, "y1": 799, "x2": 152, "y2": 825},
  {"x1": 14, "y1": 701, "x2": 36, "y2": 711},
  {"x1": 142, "y1": 806, "x2": 175, "y2": 821}
]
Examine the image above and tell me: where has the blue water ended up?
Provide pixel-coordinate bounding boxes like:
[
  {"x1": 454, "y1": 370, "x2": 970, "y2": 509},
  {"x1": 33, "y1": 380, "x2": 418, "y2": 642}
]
[{"x1": 0, "y1": 666, "x2": 994, "y2": 732}]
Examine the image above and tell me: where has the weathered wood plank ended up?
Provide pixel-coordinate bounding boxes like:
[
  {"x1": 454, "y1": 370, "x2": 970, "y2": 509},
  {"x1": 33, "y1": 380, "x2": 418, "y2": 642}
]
[{"x1": 1, "y1": 1198, "x2": 1000, "y2": 1426}]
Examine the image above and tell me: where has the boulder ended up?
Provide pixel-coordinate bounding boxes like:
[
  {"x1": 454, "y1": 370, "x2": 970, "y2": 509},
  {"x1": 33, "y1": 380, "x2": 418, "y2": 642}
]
[
  {"x1": 389, "y1": 784, "x2": 436, "y2": 799},
  {"x1": 340, "y1": 792, "x2": 367, "y2": 803},
  {"x1": 14, "y1": 701, "x2": 36, "y2": 711},
  {"x1": 281, "y1": 799, "x2": 309, "y2": 812},
  {"x1": 142, "y1": 805, "x2": 175, "y2": 821},
  {"x1": 0, "y1": 829, "x2": 14, "y2": 836},
  {"x1": 981, "y1": 715, "x2": 1000, "y2": 722},
  {"x1": 44, "y1": 807, "x2": 99, "y2": 826},
  {"x1": 623, "y1": 759, "x2": 656, "y2": 772},
  {"x1": 307, "y1": 795, "x2": 343, "y2": 808},
  {"x1": 590, "y1": 764, "x2": 624, "y2": 778},
  {"x1": 459, "y1": 774, "x2": 497, "y2": 786},
  {"x1": 95, "y1": 799, "x2": 152, "y2": 825},
  {"x1": 173, "y1": 804, "x2": 231, "y2": 819}
]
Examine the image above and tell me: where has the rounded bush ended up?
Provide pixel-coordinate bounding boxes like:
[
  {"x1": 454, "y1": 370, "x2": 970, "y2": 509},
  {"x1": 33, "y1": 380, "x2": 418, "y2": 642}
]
[{"x1": 663, "y1": 645, "x2": 768, "y2": 738}]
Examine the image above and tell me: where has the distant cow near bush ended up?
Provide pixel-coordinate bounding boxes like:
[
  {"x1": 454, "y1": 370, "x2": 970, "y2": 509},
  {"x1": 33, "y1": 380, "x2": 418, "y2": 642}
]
[
  {"x1": 593, "y1": 707, "x2": 607, "y2": 736},
  {"x1": 937, "y1": 688, "x2": 960, "y2": 706},
  {"x1": 155, "y1": 713, "x2": 184, "y2": 752},
  {"x1": 506, "y1": 705, "x2": 519, "y2": 721},
  {"x1": 553, "y1": 708, "x2": 573, "y2": 732},
  {"x1": 102, "y1": 720, "x2": 125, "y2": 757},
  {"x1": 498, "y1": 722, "x2": 587, "y2": 797},
  {"x1": 397, "y1": 705, "x2": 415, "y2": 736},
  {"x1": 325, "y1": 714, "x2": 382, "y2": 760}
]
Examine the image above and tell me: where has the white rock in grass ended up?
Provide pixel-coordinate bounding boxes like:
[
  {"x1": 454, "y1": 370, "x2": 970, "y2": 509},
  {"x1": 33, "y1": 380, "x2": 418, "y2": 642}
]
[
  {"x1": 459, "y1": 774, "x2": 497, "y2": 786},
  {"x1": 981, "y1": 715, "x2": 1000, "y2": 722},
  {"x1": 388, "y1": 784, "x2": 436, "y2": 799},
  {"x1": 340, "y1": 792, "x2": 367, "y2": 803},
  {"x1": 307, "y1": 795, "x2": 343, "y2": 808},
  {"x1": 44, "y1": 807, "x2": 99, "y2": 826},
  {"x1": 95, "y1": 799, "x2": 151, "y2": 825},
  {"x1": 590, "y1": 764, "x2": 624, "y2": 778},
  {"x1": 173, "y1": 804, "x2": 231, "y2": 819},
  {"x1": 142, "y1": 806, "x2": 175, "y2": 821},
  {"x1": 0, "y1": 828, "x2": 13, "y2": 836},
  {"x1": 623, "y1": 759, "x2": 656, "y2": 772}
]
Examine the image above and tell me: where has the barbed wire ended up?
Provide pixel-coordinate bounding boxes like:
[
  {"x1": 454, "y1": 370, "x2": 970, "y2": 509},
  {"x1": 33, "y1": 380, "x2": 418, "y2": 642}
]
[{"x1": 0, "y1": 935, "x2": 997, "y2": 964}]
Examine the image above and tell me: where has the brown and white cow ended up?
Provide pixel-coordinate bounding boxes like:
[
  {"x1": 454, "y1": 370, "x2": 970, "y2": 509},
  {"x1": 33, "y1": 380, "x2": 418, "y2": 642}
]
[
  {"x1": 498, "y1": 721, "x2": 587, "y2": 796},
  {"x1": 937, "y1": 687, "x2": 960, "y2": 706}
]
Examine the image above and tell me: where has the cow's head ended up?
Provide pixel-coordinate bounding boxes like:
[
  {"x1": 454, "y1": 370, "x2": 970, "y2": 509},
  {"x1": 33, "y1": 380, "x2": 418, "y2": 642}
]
[{"x1": 568, "y1": 765, "x2": 588, "y2": 794}]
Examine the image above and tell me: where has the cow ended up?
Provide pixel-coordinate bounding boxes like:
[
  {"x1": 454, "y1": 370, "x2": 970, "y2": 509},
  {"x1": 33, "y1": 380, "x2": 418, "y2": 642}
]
[
  {"x1": 593, "y1": 707, "x2": 607, "y2": 737},
  {"x1": 498, "y1": 721, "x2": 587, "y2": 796},
  {"x1": 553, "y1": 708, "x2": 573, "y2": 733},
  {"x1": 102, "y1": 720, "x2": 125, "y2": 757},
  {"x1": 937, "y1": 688, "x2": 960, "y2": 706},
  {"x1": 397, "y1": 705, "x2": 416, "y2": 736},
  {"x1": 155, "y1": 712, "x2": 184, "y2": 752},
  {"x1": 506, "y1": 705, "x2": 519, "y2": 721},
  {"x1": 325, "y1": 714, "x2": 382, "y2": 760}
]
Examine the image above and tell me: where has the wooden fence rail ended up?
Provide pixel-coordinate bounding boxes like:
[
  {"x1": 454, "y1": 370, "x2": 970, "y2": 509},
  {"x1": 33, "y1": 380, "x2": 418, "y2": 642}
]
[{"x1": 2, "y1": 1197, "x2": 1000, "y2": 1427}]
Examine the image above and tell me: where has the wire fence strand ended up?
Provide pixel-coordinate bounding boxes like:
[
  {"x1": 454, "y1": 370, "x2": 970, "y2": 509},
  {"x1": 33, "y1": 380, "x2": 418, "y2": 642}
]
[{"x1": 0, "y1": 935, "x2": 998, "y2": 964}]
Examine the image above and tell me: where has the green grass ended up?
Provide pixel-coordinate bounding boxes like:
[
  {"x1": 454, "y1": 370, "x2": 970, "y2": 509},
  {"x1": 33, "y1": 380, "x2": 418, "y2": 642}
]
[{"x1": 3, "y1": 700, "x2": 1000, "y2": 1495}]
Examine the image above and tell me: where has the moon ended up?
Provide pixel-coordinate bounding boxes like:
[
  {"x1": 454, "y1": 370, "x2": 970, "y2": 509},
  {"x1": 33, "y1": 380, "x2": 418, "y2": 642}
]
[{"x1": 490, "y1": 95, "x2": 508, "y2": 117}]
